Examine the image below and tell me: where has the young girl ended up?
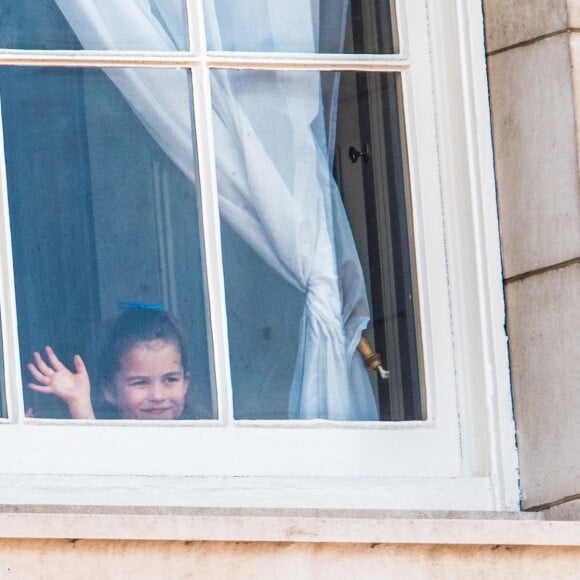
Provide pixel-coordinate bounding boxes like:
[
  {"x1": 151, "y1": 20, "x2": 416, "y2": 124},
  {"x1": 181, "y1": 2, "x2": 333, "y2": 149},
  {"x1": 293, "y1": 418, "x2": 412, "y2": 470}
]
[{"x1": 27, "y1": 309, "x2": 190, "y2": 420}]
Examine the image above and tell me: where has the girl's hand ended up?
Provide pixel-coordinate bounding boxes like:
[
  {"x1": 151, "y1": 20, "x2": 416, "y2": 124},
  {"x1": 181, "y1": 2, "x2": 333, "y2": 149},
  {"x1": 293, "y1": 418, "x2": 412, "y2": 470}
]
[{"x1": 27, "y1": 346, "x2": 95, "y2": 420}]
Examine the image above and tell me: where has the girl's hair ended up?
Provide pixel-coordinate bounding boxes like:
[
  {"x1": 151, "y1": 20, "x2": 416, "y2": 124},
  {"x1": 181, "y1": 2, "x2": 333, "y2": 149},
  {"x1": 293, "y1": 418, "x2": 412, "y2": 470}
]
[{"x1": 99, "y1": 309, "x2": 189, "y2": 384}]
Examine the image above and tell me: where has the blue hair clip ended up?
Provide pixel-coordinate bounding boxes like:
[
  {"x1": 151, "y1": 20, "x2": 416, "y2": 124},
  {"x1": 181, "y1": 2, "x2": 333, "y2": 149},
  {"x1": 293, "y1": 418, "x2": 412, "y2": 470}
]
[{"x1": 117, "y1": 301, "x2": 165, "y2": 311}]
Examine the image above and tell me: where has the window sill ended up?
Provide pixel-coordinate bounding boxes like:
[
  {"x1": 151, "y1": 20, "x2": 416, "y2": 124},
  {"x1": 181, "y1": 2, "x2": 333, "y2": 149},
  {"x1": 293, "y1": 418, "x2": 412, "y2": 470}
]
[{"x1": 0, "y1": 506, "x2": 578, "y2": 547}]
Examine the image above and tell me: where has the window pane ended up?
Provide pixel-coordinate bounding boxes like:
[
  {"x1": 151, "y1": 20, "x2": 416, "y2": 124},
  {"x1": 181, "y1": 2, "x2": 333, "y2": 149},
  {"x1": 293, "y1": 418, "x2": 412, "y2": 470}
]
[
  {"x1": 0, "y1": 0, "x2": 189, "y2": 51},
  {"x1": 213, "y1": 69, "x2": 419, "y2": 421},
  {"x1": 0, "y1": 66, "x2": 214, "y2": 420},
  {"x1": 335, "y1": 72, "x2": 422, "y2": 421},
  {"x1": 204, "y1": 0, "x2": 398, "y2": 54}
]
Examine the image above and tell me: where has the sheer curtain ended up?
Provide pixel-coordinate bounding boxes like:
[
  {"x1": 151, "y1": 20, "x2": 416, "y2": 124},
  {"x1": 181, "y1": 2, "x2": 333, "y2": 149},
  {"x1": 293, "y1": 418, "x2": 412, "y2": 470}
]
[{"x1": 54, "y1": 0, "x2": 378, "y2": 420}]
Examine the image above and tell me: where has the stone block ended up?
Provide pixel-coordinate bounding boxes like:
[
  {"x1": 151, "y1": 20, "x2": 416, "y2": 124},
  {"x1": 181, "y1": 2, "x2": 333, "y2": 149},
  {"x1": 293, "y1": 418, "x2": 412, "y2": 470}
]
[
  {"x1": 483, "y1": 0, "x2": 568, "y2": 53},
  {"x1": 542, "y1": 499, "x2": 580, "y2": 521},
  {"x1": 487, "y1": 35, "x2": 580, "y2": 278},
  {"x1": 505, "y1": 263, "x2": 580, "y2": 508}
]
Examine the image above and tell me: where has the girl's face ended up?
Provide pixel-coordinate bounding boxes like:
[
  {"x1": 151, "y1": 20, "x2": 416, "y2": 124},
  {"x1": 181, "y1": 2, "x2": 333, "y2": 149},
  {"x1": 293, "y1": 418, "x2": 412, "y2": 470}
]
[{"x1": 104, "y1": 339, "x2": 189, "y2": 420}]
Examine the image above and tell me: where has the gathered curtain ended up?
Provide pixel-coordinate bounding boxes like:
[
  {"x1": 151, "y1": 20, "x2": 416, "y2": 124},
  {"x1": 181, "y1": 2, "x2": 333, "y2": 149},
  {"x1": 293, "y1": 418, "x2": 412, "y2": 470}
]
[{"x1": 54, "y1": 0, "x2": 379, "y2": 420}]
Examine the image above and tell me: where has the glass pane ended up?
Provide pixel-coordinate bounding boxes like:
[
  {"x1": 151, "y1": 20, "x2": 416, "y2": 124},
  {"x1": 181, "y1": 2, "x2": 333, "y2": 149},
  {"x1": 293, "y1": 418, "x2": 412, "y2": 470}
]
[
  {"x1": 334, "y1": 72, "x2": 422, "y2": 421},
  {"x1": 205, "y1": 0, "x2": 398, "y2": 54},
  {"x1": 212, "y1": 69, "x2": 419, "y2": 421},
  {"x1": 0, "y1": 0, "x2": 189, "y2": 51},
  {"x1": 0, "y1": 66, "x2": 214, "y2": 420}
]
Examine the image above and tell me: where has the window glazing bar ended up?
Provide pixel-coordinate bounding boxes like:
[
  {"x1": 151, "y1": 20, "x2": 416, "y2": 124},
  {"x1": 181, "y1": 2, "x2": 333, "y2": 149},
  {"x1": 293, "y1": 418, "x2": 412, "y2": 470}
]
[
  {"x1": 186, "y1": 0, "x2": 234, "y2": 423},
  {"x1": 0, "y1": 51, "x2": 409, "y2": 72}
]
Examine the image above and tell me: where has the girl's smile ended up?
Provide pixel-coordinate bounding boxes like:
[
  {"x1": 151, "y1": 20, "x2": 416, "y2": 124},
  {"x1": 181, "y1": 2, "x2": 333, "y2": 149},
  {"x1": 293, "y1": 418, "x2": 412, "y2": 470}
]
[{"x1": 104, "y1": 339, "x2": 189, "y2": 420}]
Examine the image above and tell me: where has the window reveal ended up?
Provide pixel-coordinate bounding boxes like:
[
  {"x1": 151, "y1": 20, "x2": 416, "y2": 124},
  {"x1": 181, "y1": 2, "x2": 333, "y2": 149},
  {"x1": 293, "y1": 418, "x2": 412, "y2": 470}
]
[{"x1": 0, "y1": 312, "x2": 5, "y2": 418}]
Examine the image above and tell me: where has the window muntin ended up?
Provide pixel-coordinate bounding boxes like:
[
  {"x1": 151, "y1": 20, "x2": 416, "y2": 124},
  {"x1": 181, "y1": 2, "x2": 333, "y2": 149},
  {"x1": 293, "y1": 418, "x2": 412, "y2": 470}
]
[
  {"x1": 0, "y1": 1, "x2": 190, "y2": 51},
  {"x1": 1, "y1": 66, "x2": 215, "y2": 420}
]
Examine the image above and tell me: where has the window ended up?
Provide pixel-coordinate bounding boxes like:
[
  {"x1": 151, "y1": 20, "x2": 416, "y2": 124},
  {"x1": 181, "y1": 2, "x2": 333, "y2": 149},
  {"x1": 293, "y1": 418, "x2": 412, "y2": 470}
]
[{"x1": 0, "y1": 1, "x2": 518, "y2": 510}]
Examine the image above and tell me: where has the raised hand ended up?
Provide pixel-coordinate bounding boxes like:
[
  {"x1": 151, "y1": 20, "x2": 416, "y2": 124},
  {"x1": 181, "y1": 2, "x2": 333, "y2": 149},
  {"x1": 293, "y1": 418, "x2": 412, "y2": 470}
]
[{"x1": 27, "y1": 346, "x2": 95, "y2": 419}]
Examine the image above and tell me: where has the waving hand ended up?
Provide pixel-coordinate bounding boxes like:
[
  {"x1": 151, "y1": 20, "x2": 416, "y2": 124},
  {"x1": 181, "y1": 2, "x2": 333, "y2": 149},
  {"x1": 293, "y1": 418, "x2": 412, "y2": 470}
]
[{"x1": 28, "y1": 346, "x2": 95, "y2": 419}]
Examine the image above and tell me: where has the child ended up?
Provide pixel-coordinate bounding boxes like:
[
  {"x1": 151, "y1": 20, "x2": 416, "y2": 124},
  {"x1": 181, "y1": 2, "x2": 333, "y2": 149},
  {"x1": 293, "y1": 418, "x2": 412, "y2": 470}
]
[{"x1": 27, "y1": 309, "x2": 190, "y2": 420}]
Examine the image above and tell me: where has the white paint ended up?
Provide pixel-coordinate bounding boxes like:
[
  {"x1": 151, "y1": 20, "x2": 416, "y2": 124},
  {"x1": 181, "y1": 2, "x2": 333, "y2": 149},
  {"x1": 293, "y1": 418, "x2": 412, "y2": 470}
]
[
  {"x1": 423, "y1": 0, "x2": 520, "y2": 508},
  {"x1": 0, "y1": 474, "x2": 495, "y2": 511},
  {"x1": 459, "y1": 0, "x2": 520, "y2": 511}
]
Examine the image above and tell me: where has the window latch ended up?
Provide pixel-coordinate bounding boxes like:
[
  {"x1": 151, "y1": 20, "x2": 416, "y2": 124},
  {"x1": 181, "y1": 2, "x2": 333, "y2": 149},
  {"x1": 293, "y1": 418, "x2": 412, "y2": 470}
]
[{"x1": 348, "y1": 144, "x2": 370, "y2": 164}]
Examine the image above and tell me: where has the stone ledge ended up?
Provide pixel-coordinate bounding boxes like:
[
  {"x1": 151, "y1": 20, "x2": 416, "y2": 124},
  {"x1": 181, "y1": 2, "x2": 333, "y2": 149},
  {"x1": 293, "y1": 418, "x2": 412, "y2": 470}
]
[{"x1": 0, "y1": 507, "x2": 577, "y2": 547}]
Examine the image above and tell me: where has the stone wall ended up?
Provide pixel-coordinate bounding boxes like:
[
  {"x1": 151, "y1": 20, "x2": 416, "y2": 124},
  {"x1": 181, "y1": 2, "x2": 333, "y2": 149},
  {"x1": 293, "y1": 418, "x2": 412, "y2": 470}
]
[
  {"x1": 0, "y1": 540, "x2": 579, "y2": 579},
  {"x1": 484, "y1": 0, "x2": 580, "y2": 512},
  {"x1": 0, "y1": 508, "x2": 578, "y2": 579}
]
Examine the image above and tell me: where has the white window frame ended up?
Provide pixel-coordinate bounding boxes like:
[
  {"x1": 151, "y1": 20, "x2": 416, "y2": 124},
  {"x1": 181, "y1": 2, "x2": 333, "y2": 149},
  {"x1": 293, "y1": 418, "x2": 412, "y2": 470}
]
[{"x1": 0, "y1": 0, "x2": 519, "y2": 511}]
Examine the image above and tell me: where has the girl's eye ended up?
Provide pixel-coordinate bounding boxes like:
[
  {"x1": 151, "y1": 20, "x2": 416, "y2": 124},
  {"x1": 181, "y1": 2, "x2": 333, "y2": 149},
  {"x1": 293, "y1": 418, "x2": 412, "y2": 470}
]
[
  {"x1": 128, "y1": 379, "x2": 148, "y2": 387},
  {"x1": 164, "y1": 375, "x2": 180, "y2": 383}
]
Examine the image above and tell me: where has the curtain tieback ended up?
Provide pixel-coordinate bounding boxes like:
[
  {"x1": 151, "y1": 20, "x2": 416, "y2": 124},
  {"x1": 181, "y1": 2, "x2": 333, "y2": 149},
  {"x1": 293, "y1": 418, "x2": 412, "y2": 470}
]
[{"x1": 357, "y1": 336, "x2": 390, "y2": 380}]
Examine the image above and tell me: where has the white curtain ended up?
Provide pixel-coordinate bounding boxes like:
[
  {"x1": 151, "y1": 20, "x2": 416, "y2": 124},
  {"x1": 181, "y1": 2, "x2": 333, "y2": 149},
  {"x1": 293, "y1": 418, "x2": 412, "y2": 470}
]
[{"x1": 54, "y1": 0, "x2": 379, "y2": 420}]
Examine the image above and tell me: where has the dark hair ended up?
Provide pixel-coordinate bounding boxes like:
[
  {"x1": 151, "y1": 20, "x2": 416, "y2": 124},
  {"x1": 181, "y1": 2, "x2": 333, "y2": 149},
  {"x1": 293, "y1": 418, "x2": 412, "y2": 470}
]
[{"x1": 99, "y1": 309, "x2": 188, "y2": 384}]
